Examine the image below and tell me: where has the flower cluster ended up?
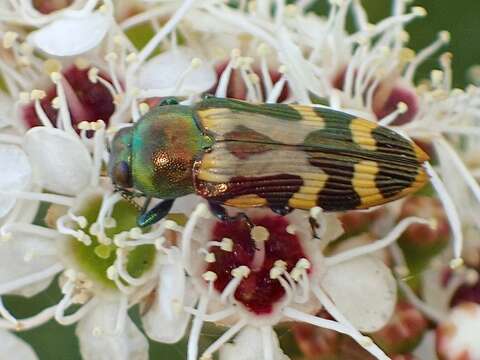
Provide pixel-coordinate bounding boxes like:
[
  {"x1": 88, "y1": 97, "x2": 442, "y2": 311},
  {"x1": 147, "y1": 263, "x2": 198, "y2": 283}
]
[{"x1": 0, "y1": 0, "x2": 480, "y2": 359}]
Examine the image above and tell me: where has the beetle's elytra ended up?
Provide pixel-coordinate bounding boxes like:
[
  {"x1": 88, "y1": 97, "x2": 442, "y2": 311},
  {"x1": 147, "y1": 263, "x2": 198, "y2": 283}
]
[{"x1": 109, "y1": 96, "x2": 429, "y2": 227}]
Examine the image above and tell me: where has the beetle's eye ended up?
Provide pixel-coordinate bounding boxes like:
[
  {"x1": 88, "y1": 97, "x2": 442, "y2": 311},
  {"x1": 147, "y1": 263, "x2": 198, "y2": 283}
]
[{"x1": 113, "y1": 161, "x2": 132, "y2": 188}]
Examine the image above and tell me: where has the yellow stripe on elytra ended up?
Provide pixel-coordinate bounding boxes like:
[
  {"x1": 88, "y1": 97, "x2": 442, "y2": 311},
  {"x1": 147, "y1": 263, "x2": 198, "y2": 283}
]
[
  {"x1": 353, "y1": 160, "x2": 382, "y2": 206},
  {"x1": 292, "y1": 106, "x2": 326, "y2": 129},
  {"x1": 288, "y1": 198, "x2": 317, "y2": 209},
  {"x1": 226, "y1": 195, "x2": 267, "y2": 207},
  {"x1": 350, "y1": 118, "x2": 377, "y2": 151}
]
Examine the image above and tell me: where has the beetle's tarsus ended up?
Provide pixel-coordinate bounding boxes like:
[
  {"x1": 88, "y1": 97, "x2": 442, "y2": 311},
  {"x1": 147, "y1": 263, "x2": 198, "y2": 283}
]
[
  {"x1": 208, "y1": 202, "x2": 254, "y2": 229},
  {"x1": 270, "y1": 205, "x2": 292, "y2": 216},
  {"x1": 137, "y1": 199, "x2": 175, "y2": 228},
  {"x1": 159, "y1": 97, "x2": 179, "y2": 106}
]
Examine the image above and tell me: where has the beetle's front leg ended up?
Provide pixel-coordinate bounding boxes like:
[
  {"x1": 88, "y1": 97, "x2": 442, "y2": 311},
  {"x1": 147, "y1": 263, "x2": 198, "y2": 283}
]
[
  {"x1": 208, "y1": 201, "x2": 253, "y2": 229},
  {"x1": 270, "y1": 205, "x2": 293, "y2": 216},
  {"x1": 137, "y1": 199, "x2": 175, "y2": 228}
]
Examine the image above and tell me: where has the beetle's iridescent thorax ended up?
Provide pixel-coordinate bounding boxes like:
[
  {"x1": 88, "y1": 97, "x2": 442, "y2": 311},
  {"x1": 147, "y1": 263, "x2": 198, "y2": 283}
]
[{"x1": 131, "y1": 105, "x2": 209, "y2": 198}]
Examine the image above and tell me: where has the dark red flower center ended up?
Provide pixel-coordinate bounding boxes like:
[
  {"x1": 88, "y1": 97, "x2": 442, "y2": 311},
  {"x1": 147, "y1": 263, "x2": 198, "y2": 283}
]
[
  {"x1": 213, "y1": 60, "x2": 289, "y2": 102},
  {"x1": 206, "y1": 215, "x2": 309, "y2": 315},
  {"x1": 22, "y1": 65, "x2": 115, "y2": 131},
  {"x1": 333, "y1": 67, "x2": 419, "y2": 125},
  {"x1": 32, "y1": 0, "x2": 73, "y2": 14}
]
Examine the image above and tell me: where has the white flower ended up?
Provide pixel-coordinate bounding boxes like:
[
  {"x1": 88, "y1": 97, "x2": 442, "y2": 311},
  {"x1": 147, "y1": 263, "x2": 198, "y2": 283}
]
[
  {"x1": 0, "y1": 329, "x2": 38, "y2": 360},
  {"x1": 182, "y1": 203, "x2": 426, "y2": 360}
]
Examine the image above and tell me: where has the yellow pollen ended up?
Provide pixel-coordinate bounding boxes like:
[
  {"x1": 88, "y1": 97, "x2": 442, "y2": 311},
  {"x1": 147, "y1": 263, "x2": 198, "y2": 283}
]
[
  {"x1": 30, "y1": 89, "x2": 46, "y2": 100},
  {"x1": 74, "y1": 57, "x2": 90, "y2": 70},
  {"x1": 202, "y1": 271, "x2": 218, "y2": 282}
]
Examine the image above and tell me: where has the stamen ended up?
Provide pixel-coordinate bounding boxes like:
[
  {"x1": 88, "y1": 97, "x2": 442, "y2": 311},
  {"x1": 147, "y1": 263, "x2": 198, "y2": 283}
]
[
  {"x1": 0, "y1": 304, "x2": 57, "y2": 331},
  {"x1": 378, "y1": 101, "x2": 408, "y2": 126},
  {"x1": 183, "y1": 307, "x2": 236, "y2": 322},
  {"x1": 0, "y1": 190, "x2": 74, "y2": 207},
  {"x1": 425, "y1": 160, "x2": 463, "y2": 259},
  {"x1": 0, "y1": 263, "x2": 63, "y2": 295},
  {"x1": 325, "y1": 216, "x2": 429, "y2": 266},
  {"x1": 404, "y1": 31, "x2": 450, "y2": 83},
  {"x1": 187, "y1": 294, "x2": 209, "y2": 360},
  {"x1": 312, "y1": 285, "x2": 390, "y2": 360},
  {"x1": 115, "y1": 248, "x2": 151, "y2": 286},
  {"x1": 261, "y1": 326, "x2": 274, "y2": 360},
  {"x1": 114, "y1": 296, "x2": 128, "y2": 335},
  {"x1": 220, "y1": 266, "x2": 250, "y2": 303},
  {"x1": 200, "y1": 319, "x2": 247, "y2": 360},
  {"x1": 0, "y1": 297, "x2": 18, "y2": 325}
]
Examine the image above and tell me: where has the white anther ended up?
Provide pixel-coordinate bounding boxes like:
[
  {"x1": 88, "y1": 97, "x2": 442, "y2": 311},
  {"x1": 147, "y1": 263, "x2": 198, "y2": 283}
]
[
  {"x1": 2, "y1": 32, "x2": 18, "y2": 48},
  {"x1": 310, "y1": 206, "x2": 322, "y2": 219},
  {"x1": 231, "y1": 48, "x2": 241, "y2": 58},
  {"x1": 296, "y1": 258, "x2": 311, "y2": 270},
  {"x1": 92, "y1": 327, "x2": 103, "y2": 337},
  {"x1": 126, "y1": 52, "x2": 137, "y2": 63},
  {"x1": 221, "y1": 238, "x2": 233, "y2": 252},
  {"x1": 278, "y1": 65, "x2": 288, "y2": 74},
  {"x1": 74, "y1": 58, "x2": 90, "y2": 70},
  {"x1": 257, "y1": 43, "x2": 269, "y2": 56},
  {"x1": 204, "y1": 252, "x2": 216, "y2": 263},
  {"x1": 30, "y1": 89, "x2": 46, "y2": 100},
  {"x1": 19, "y1": 92, "x2": 30, "y2": 104},
  {"x1": 155, "y1": 237, "x2": 166, "y2": 250},
  {"x1": 465, "y1": 269, "x2": 479, "y2": 286},
  {"x1": 105, "y1": 52, "x2": 118, "y2": 62},
  {"x1": 397, "y1": 102, "x2": 408, "y2": 114},
  {"x1": 23, "y1": 250, "x2": 34, "y2": 262},
  {"x1": 78, "y1": 121, "x2": 92, "y2": 131},
  {"x1": 394, "y1": 266, "x2": 410, "y2": 277},
  {"x1": 450, "y1": 258, "x2": 464, "y2": 270},
  {"x1": 129, "y1": 227, "x2": 142, "y2": 239},
  {"x1": 88, "y1": 68, "x2": 99, "y2": 83},
  {"x1": 202, "y1": 271, "x2": 218, "y2": 282},
  {"x1": 64, "y1": 269, "x2": 77, "y2": 281},
  {"x1": 290, "y1": 267, "x2": 302, "y2": 281},
  {"x1": 89, "y1": 222, "x2": 100, "y2": 236},
  {"x1": 412, "y1": 6, "x2": 427, "y2": 17},
  {"x1": 50, "y1": 72, "x2": 61, "y2": 83},
  {"x1": 92, "y1": 119, "x2": 105, "y2": 131},
  {"x1": 231, "y1": 265, "x2": 251, "y2": 279},
  {"x1": 139, "y1": 102, "x2": 150, "y2": 115},
  {"x1": 270, "y1": 266, "x2": 284, "y2": 279},
  {"x1": 286, "y1": 225, "x2": 296, "y2": 235},
  {"x1": 251, "y1": 226, "x2": 269, "y2": 242},
  {"x1": 274, "y1": 260, "x2": 287, "y2": 269},
  {"x1": 104, "y1": 217, "x2": 117, "y2": 229},
  {"x1": 51, "y1": 97, "x2": 61, "y2": 109},
  {"x1": 1, "y1": 232, "x2": 12, "y2": 242},
  {"x1": 439, "y1": 31, "x2": 451, "y2": 43},
  {"x1": 106, "y1": 266, "x2": 117, "y2": 280},
  {"x1": 359, "y1": 336, "x2": 374, "y2": 347},
  {"x1": 191, "y1": 58, "x2": 203, "y2": 69},
  {"x1": 113, "y1": 35, "x2": 123, "y2": 45}
]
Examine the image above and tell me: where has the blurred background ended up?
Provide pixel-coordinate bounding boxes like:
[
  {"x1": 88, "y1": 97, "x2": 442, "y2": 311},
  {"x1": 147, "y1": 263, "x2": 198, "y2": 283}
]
[{"x1": 5, "y1": 0, "x2": 480, "y2": 359}]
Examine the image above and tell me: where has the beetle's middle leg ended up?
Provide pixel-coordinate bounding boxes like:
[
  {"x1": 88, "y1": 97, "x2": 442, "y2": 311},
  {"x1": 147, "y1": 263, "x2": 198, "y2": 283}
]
[
  {"x1": 208, "y1": 201, "x2": 253, "y2": 228},
  {"x1": 137, "y1": 199, "x2": 175, "y2": 228},
  {"x1": 270, "y1": 205, "x2": 293, "y2": 216}
]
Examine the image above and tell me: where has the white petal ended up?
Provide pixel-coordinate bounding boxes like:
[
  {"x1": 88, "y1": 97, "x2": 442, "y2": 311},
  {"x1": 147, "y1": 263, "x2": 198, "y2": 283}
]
[
  {"x1": 142, "y1": 249, "x2": 197, "y2": 343},
  {"x1": 27, "y1": 12, "x2": 111, "y2": 56},
  {"x1": 138, "y1": 47, "x2": 216, "y2": 96},
  {"x1": 321, "y1": 255, "x2": 397, "y2": 332},
  {"x1": 413, "y1": 331, "x2": 438, "y2": 360},
  {"x1": 0, "y1": 145, "x2": 32, "y2": 218},
  {"x1": 24, "y1": 127, "x2": 92, "y2": 195},
  {"x1": 0, "y1": 232, "x2": 58, "y2": 297},
  {"x1": 76, "y1": 300, "x2": 148, "y2": 360},
  {"x1": 0, "y1": 329, "x2": 38, "y2": 360},
  {"x1": 219, "y1": 326, "x2": 289, "y2": 360},
  {"x1": 171, "y1": 194, "x2": 201, "y2": 215},
  {"x1": 0, "y1": 92, "x2": 13, "y2": 128}
]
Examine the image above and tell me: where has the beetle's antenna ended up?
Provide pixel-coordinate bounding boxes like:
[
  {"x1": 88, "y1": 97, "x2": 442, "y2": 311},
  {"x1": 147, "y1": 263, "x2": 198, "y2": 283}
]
[{"x1": 114, "y1": 186, "x2": 143, "y2": 212}]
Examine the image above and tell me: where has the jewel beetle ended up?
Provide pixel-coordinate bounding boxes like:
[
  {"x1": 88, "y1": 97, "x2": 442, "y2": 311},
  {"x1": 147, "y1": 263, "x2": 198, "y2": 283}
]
[{"x1": 108, "y1": 96, "x2": 429, "y2": 227}]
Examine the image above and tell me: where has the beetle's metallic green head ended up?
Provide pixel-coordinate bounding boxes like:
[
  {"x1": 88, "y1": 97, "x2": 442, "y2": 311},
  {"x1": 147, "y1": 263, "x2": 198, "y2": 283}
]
[{"x1": 108, "y1": 126, "x2": 133, "y2": 189}]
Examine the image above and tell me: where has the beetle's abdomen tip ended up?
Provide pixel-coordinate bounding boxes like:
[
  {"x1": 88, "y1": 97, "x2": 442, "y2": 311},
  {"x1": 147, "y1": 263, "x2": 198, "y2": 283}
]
[{"x1": 412, "y1": 142, "x2": 430, "y2": 163}]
